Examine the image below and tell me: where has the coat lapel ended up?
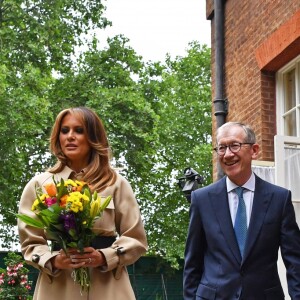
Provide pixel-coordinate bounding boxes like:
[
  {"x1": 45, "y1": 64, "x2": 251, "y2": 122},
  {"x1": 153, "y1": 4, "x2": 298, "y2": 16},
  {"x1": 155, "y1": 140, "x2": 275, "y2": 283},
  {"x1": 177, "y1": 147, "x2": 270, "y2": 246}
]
[
  {"x1": 209, "y1": 177, "x2": 242, "y2": 264},
  {"x1": 242, "y1": 175, "x2": 272, "y2": 262}
]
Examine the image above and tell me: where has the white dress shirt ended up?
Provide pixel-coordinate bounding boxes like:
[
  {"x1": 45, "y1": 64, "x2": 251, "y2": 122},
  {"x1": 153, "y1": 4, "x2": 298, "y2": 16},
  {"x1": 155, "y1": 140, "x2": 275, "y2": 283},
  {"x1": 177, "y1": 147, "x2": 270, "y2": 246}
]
[{"x1": 226, "y1": 173, "x2": 255, "y2": 228}]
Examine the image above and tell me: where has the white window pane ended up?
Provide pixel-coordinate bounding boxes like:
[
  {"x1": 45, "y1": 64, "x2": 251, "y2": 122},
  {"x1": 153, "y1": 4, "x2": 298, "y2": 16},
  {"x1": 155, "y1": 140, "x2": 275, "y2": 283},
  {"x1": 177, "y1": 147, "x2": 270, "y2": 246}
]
[
  {"x1": 284, "y1": 147, "x2": 300, "y2": 201},
  {"x1": 284, "y1": 68, "x2": 296, "y2": 112},
  {"x1": 284, "y1": 110, "x2": 296, "y2": 136}
]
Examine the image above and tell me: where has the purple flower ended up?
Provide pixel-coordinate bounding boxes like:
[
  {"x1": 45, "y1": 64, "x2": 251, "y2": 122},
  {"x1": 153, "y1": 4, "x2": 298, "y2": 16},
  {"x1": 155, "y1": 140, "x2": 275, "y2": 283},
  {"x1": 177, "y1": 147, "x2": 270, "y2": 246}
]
[{"x1": 59, "y1": 212, "x2": 76, "y2": 232}]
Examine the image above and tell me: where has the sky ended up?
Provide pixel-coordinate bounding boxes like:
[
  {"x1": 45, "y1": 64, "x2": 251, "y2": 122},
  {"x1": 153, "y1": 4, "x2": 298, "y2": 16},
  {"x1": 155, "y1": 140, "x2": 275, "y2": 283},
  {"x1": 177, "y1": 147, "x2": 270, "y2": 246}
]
[{"x1": 98, "y1": 0, "x2": 211, "y2": 62}]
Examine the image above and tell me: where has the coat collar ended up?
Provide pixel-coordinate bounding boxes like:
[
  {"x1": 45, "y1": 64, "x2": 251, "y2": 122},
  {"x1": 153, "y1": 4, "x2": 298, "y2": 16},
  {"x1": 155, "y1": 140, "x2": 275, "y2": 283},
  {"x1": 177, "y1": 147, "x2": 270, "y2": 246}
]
[
  {"x1": 209, "y1": 177, "x2": 241, "y2": 263},
  {"x1": 243, "y1": 175, "x2": 272, "y2": 261},
  {"x1": 51, "y1": 165, "x2": 74, "y2": 181}
]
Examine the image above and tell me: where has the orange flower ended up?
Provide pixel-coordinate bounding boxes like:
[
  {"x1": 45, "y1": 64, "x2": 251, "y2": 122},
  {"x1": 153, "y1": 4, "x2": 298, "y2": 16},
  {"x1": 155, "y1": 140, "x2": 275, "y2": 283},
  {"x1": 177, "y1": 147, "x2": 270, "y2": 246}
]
[
  {"x1": 60, "y1": 195, "x2": 68, "y2": 207},
  {"x1": 44, "y1": 183, "x2": 57, "y2": 197},
  {"x1": 75, "y1": 186, "x2": 83, "y2": 192}
]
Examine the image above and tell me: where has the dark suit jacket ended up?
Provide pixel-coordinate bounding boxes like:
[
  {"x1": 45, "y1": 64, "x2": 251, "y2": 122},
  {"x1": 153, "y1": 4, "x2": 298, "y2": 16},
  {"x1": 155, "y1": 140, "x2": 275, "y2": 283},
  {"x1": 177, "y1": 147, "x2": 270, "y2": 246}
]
[{"x1": 183, "y1": 175, "x2": 300, "y2": 300}]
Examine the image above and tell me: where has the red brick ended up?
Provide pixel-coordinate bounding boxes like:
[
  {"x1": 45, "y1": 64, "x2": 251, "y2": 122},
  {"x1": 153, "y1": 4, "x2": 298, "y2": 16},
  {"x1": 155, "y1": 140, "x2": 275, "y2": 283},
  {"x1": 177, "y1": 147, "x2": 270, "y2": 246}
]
[{"x1": 207, "y1": 1, "x2": 300, "y2": 179}]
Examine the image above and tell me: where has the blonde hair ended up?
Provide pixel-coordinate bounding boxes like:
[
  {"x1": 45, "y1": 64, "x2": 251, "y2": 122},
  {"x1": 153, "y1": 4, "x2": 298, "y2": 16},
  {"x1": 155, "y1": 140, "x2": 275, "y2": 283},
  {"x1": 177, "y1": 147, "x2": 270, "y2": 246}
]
[{"x1": 48, "y1": 107, "x2": 117, "y2": 192}]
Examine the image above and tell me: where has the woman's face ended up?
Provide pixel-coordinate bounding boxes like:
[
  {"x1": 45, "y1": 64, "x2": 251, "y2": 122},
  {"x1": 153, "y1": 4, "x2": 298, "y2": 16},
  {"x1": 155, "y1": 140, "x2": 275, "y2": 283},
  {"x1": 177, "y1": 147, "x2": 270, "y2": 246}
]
[{"x1": 59, "y1": 113, "x2": 92, "y2": 172}]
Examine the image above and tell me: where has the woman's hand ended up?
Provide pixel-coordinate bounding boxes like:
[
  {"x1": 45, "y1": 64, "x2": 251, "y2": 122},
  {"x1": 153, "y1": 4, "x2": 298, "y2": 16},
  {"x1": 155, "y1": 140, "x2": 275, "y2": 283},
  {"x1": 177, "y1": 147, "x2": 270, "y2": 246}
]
[
  {"x1": 51, "y1": 249, "x2": 85, "y2": 270},
  {"x1": 51, "y1": 247, "x2": 106, "y2": 270}
]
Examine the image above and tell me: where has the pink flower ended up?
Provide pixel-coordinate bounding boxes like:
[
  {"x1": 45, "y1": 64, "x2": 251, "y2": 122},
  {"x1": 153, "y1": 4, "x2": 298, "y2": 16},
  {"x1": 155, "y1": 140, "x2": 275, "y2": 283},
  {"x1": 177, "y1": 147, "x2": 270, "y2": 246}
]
[
  {"x1": 45, "y1": 197, "x2": 57, "y2": 207},
  {"x1": 7, "y1": 270, "x2": 17, "y2": 277},
  {"x1": 14, "y1": 263, "x2": 23, "y2": 270}
]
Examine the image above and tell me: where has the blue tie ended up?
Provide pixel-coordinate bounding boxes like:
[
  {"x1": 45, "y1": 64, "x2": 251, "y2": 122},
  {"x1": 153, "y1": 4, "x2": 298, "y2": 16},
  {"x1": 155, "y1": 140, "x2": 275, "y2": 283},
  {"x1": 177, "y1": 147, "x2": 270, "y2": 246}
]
[{"x1": 234, "y1": 187, "x2": 247, "y2": 256}]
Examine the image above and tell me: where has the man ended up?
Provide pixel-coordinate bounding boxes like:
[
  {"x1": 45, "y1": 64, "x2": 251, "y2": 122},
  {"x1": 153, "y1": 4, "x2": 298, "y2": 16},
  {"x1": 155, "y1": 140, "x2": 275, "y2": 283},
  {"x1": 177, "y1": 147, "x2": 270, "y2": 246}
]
[{"x1": 183, "y1": 122, "x2": 300, "y2": 300}]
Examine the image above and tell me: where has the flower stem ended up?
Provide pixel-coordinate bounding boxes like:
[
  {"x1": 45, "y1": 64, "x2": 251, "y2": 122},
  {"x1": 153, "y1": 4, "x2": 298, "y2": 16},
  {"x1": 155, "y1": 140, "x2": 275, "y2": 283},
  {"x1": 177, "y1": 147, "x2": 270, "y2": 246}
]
[{"x1": 71, "y1": 267, "x2": 90, "y2": 294}]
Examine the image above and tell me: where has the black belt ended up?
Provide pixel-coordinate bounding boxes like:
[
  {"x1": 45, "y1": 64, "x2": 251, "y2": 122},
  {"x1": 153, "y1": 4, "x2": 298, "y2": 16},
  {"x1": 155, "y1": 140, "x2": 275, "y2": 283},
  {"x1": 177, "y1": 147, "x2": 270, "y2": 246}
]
[
  {"x1": 91, "y1": 236, "x2": 117, "y2": 249},
  {"x1": 52, "y1": 236, "x2": 116, "y2": 251}
]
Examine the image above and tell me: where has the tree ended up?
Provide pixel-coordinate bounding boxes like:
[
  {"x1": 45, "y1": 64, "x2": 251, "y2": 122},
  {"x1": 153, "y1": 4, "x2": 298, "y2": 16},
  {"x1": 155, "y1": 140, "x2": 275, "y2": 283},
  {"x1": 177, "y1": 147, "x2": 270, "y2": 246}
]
[
  {"x1": 136, "y1": 42, "x2": 212, "y2": 267},
  {"x1": 0, "y1": 0, "x2": 110, "y2": 247},
  {"x1": 48, "y1": 34, "x2": 160, "y2": 181},
  {"x1": 0, "y1": 1, "x2": 212, "y2": 268},
  {"x1": 48, "y1": 40, "x2": 212, "y2": 267},
  {"x1": 0, "y1": 0, "x2": 110, "y2": 73}
]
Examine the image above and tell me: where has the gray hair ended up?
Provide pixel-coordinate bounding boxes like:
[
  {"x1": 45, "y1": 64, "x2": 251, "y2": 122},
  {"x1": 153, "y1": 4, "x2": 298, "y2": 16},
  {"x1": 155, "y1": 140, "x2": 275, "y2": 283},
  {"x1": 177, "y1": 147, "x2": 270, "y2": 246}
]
[{"x1": 216, "y1": 122, "x2": 256, "y2": 144}]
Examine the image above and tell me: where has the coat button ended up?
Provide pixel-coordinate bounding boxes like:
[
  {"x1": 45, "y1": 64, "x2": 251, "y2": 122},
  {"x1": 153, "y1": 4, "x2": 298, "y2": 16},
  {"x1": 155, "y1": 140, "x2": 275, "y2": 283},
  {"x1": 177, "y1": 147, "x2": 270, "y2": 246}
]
[{"x1": 32, "y1": 254, "x2": 40, "y2": 263}]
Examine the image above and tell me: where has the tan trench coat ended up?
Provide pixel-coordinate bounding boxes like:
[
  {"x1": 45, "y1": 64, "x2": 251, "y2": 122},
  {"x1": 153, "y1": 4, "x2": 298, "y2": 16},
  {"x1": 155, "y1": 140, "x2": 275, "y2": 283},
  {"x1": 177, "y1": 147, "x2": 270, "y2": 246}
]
[{"x1": 18, "y1": 166, "x2": 148, "y2": 300}]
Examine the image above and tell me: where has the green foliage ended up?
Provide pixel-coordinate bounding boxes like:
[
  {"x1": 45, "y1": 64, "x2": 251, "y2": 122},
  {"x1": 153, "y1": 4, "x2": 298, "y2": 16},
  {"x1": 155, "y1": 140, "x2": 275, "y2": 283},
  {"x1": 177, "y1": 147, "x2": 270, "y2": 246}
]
[
  {"x1": 0, "y1": 0, "x2": 110, "y2": 248},
  {"x1": 136, "y1": 43, "x2": 212, "y2": 267},
  {"x1": 0, "y1": 0, "x2": 110, "y2": 73},
  {"x1": 0, "y1": 64, "x2": 53, "y2": 247},
  {"x1": 0, "y1": 0, "x2": 212, "y2": 268},
  {"x1": 0, "y1": 252, "x2": 32, "y2": 299}
]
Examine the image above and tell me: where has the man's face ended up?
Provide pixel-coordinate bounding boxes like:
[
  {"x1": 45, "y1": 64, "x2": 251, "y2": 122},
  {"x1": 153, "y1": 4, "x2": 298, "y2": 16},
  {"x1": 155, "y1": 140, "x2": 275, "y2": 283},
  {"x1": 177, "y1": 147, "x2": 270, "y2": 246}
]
[{"x1": 216, "y1": 125, "x2": 259, "y2": 185}]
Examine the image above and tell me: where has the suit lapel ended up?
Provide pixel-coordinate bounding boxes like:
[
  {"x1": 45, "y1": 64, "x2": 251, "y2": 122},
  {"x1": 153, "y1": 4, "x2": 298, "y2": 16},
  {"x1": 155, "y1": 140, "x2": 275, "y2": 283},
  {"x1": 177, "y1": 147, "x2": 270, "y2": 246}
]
[
  {"x1": 242, "y1": 176, "x2": 272, "y2": 262},
  {"x1": 210, "y1": 177, "x2": 242, "y2": 264}
]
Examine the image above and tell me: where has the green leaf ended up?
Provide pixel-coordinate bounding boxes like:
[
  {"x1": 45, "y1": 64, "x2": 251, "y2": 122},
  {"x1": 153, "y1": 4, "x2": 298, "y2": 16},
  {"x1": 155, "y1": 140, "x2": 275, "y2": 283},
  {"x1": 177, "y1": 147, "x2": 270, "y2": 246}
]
[{"x1": 16, "y1": 214, "x2": 44, "y2": 229}]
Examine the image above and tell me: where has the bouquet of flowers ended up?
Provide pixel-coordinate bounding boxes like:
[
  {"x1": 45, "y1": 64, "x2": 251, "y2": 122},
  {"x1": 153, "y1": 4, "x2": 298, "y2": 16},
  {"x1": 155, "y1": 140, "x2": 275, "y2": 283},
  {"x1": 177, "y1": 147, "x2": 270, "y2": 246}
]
[
  {"x1": 0, "y1": 251, "x2": 32, "y2": 300},
  {"x1": 17, "y1": 178, "x2": 112, "y2": 294}
]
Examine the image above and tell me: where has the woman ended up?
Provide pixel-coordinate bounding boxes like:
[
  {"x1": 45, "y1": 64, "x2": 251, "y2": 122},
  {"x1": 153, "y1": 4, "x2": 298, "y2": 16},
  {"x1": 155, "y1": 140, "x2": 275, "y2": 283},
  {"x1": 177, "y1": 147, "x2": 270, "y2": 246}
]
[{"x1": 18, "y1": 107, "x2": 148, "y2": 300}]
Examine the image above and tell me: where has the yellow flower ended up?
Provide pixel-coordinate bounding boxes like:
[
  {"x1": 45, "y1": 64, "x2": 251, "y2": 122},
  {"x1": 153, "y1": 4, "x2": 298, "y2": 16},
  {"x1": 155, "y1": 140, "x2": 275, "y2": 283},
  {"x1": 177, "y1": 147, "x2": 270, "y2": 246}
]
[
  {"x1": 31, "y1": 194, "x2": 47, "y2": 211},
  {"x1": 62, "y1": 179, "x2": 87, "y2": 192},
  {"x1": 40, "y1": 194, "x2": 47, "y2": 202},
  {"x1": 74, "y1": 180, "x2": 86, "y2": 187},
  {"x1": 65, "y1": 191, "x2": 89, "y2": 213},
  {"x1": 64, "y1": 179, "x2": 77, "y2": 187},
  {"x1": 31, "y1": 199, "x2": 40, "y2": 211},
  {"x1": 74, "y1": 180, "x2": 87, "y2": 192},
  {"x1": 90, "y1": 198, "x2": 101, "y2": 218}
]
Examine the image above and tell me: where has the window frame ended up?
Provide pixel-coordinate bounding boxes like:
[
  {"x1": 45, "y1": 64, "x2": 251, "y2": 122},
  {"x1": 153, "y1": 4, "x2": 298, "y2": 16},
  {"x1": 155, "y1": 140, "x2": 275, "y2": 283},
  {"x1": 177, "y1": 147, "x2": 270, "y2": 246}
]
[{"x1": 276, "y1": 55, "x2": 300, "y2": 137}]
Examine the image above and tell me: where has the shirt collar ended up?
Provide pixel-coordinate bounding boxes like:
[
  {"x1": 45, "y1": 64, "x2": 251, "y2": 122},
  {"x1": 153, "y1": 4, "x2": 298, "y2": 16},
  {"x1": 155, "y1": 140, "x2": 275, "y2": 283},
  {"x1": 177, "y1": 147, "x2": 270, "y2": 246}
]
[{"x1": 226, "y1": 172, "x2": 255, "y2": 192}]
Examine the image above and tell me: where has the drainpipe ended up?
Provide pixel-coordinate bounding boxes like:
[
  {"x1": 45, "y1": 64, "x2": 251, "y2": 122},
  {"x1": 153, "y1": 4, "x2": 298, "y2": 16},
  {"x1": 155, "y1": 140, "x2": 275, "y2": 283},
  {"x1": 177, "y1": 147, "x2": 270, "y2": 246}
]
[{"x1": 213, "y1": 0, "x2": 228, "y2": 179}]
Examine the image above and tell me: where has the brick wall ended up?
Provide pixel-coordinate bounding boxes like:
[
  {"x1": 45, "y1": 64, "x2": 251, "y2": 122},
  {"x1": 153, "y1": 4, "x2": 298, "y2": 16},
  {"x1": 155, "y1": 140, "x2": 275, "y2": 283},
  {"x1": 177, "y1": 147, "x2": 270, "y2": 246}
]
[{"x1": 206, "y1": 0, "x2": 300, "y2": 179}]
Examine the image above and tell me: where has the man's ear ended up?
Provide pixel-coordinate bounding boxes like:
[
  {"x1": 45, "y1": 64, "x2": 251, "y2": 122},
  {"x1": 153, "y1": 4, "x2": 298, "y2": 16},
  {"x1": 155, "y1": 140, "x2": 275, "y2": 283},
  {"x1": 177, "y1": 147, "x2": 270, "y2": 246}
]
[{"x1": 251, "y1": 143, "x2": 259, "y2": 159}]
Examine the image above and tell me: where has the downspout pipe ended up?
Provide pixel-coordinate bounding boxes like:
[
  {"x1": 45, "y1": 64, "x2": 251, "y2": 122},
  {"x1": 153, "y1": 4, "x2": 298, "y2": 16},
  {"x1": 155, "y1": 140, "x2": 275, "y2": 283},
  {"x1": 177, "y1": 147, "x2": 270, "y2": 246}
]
[{"x1": 213, "y1": 0, "x2": 227, "y2": 179}]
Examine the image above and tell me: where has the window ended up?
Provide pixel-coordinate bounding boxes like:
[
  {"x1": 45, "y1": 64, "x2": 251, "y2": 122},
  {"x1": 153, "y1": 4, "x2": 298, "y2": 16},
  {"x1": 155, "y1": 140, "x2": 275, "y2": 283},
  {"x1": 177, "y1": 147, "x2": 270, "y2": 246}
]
[
  {"x1": 275, "y1": 56, "x2": 300, "y2": 203},
  {"x1": 275, "y1": 136, "x2": 300, "y2": 203},
  {"x1": 277, "y1": 55, "x2": 300, "y2": 137}
]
